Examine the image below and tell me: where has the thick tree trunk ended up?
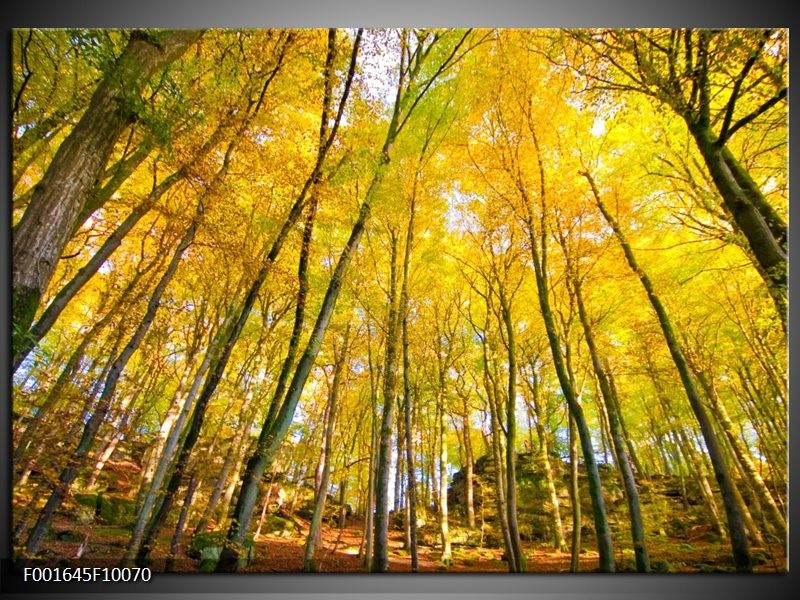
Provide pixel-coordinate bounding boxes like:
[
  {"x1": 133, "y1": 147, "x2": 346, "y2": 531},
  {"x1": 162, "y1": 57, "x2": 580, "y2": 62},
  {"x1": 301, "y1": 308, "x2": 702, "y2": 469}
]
[
  {"x1": 12, "y1": 118, "x2": 230, "y2": 372},
  {"x1": 12, "y1": 30, "x2": 200, "y2": 355},
  {"x1": 687, "y1": 122, "x2": 786, "y2": 325}
]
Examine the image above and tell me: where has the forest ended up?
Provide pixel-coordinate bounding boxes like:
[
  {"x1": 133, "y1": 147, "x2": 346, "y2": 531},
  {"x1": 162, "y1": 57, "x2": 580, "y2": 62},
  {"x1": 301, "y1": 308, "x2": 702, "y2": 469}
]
[{"x1": 10, "y1": 28, "x2": 787, "y2": 574}]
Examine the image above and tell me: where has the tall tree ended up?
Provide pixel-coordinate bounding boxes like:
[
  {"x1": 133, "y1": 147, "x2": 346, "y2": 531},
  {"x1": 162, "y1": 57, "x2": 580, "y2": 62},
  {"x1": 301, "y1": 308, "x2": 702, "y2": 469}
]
[
  {"x1": 564, "y1": 29, "x2": 787, "y2": 323},
  {"x1": 13, "y1": 30, "x2": 201, "y2": 356},
  {"x1": 582, "y1": 170, "x2": 752, "y2": 572}
]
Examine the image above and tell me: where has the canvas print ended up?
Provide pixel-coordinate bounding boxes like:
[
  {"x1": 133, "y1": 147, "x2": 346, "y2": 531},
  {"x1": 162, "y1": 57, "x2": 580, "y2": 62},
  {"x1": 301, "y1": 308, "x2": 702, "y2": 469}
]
[{"x1": 10, "y1": 28, "x2": 787, "y2": 573}]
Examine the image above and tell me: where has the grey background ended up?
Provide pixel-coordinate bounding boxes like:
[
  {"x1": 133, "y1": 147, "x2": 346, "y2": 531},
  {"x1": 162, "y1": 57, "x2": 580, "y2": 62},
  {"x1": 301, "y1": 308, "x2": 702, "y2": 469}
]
[{"x1": 2, "y1": 1, "x2": 795, "y2": 598}]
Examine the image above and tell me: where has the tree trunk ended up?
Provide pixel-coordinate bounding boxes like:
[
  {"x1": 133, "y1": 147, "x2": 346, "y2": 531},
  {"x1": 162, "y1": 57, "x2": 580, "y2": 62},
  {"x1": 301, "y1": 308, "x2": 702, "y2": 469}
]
[
  {"x1": 524, "y1": 227, "x2": 614, "y2": 572},
  {"x1": 12, "y1": 118, "x2": 230, "y2": 372},
  {"x1": 511, "y1": 133, "x2": 613, "y2": 571},
  {"x1": 686, "y1": 350, "x2": 786, "y2": 541},
  {"x1": 437, "y1": 398, "x2": 452, "y2": 566},
  {"x1": 686, "y1": 122, "x2": 786, "y2": 325},
  {"x1": 564, "y1": 254, "x2": 649, "y2": 571},
  {"x1": 462, "y1": 411, "x2": 476, "y2": 530},
  {"x1": 14, "y1": 243, "x2": 163, "y2": 467},
  {"x1": 373, "y1": 230, "x2": 401, "y2": 572},
  {"x1": 569, "y1": 412, "x2": 582, "y2": 572},
  {"x1": 583, "y1": 170, "x2": 752, "y2": 572},
  {"x1": 25, "y1": 214, "x2": 198, "y2": 556},
  {"x1": 122, "y1": 318, "x2": 223, "y2": 564},
  {"x1": 361, "y1": 371, "x2": 379, "y2": 569},
  {"x1": 483, "y1": 347, "x2": 515, "y2": 572},
  {"x1": 498, "y1": 292, "x2": 525, "y2": 571},
  {"x1": 524, "y1": 365, "x2": 567, "y2": 552},
  {"x1": 402, "y1": 315, "x2": 419, "y2": 570},
  {"x1": 164, "y1": 471, "x2": 200, "y2": 572},
  {"x1": 12, "y1": 30, "x2": 200, "y2": 355},
  {"x1": 303, "y1": 326, "x2": 348, "y2": 572}
]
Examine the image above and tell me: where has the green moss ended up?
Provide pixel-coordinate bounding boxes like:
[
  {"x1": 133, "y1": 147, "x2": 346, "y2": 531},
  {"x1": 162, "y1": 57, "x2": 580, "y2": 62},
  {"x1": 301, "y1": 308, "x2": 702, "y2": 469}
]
[
  {"x1": 191, "y1": 531, "x2": 255, "y2": 570},
  {"x1": 261, "y1": 515, "x2": 297, "y2": 537},
  {"x1": 97, "y1": 494, "x2": 136, "y2": 526},
  {"x1": 651, "y1": 560, "x2": 675, "y2": 573},
  {"x1": 191, "y1": 531, "x2": 227, "y2": 554},
  {"x1": 12, "y1": 286, "x2": 41, "y2": 360}
]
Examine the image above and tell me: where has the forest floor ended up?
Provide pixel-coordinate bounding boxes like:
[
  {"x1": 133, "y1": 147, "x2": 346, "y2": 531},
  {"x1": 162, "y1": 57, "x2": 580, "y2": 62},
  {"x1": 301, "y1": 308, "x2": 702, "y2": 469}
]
[{"x1": 30, "y1": 511, "x2": 787, "y2": 574}]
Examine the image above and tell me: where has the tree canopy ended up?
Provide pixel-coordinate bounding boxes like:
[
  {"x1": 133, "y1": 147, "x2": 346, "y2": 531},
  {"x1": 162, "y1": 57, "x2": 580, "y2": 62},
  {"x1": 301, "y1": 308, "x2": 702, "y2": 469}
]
[{"x1": 11, "y1": 28, "x2": 787, "y2": 574}]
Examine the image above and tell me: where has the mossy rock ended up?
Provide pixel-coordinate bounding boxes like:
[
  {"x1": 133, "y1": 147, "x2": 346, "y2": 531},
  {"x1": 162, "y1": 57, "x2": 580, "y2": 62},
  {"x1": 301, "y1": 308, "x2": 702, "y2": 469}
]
[
  {"x1": 192, "y1": 532, "x2": 254, "y2": 571},
  {"x1": 190, "y1": 531, "x2": 227, "y2": 556},
  {"x1": 198, "y1": 546, "x2": 223, "y2": 572},
  {"x1": 73, "y1": 493, "x2": 100, "y2": 524},
  {"x1": 261, "y1": 514, "x2": 297, "y2": 537},
  {"x1": 55, "y1": 530, "x2": 84, "y2": 542},
  {"x1": 75, "y1": 493, "x2": 101, "y2": 508},
  {"x1": 97, "y1": 494, "x2": 135, "y2": 526},
  {"x1": 651, "y1": 560, "x2": 675, "y2": 573}
]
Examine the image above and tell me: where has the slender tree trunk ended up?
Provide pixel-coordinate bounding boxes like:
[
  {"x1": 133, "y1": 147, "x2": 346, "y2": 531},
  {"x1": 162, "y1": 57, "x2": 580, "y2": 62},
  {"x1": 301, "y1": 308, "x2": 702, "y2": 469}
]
[
  {"x1": 498, "y1": 293, "x2": 525, "y2": 571},
  {"x1": 122, "y1": 319, "x2": 223, "y2": 564},
  {"x1": 524, "y1": 365, "x2": 567, "y2": 552},
  {"x1": 362, "y1": 373, "x2": 379, "y2": 569},
  {"x1": 164, "y1": 471, "x2": 200, "y2": 572},
  {"x1": 484, "y1": 353, "x2": 515, "y2": 572},
  {"x1": 25, "y1": 214, "x2": 198, "y2": 556},
  {"x1": 462, "y1": 411, "x2": 476, "y2": 530},
  {"x1": 583, "y1": 170, "x2": 752, "y2": 572},
  {"x1": 437, "y1": 398, "x2": 452, "y2": 566},
  {"x1": 394, "y1": 405, "x2": 405, "y2": 515},
  {"x1": 606, "y1": 369, "x2": 648, "y2": 480},
  {"x1": 402, "y1": 318, "x2": 419, "y2": 570},
  {"x1": 129, "y1": 34, "x2": 306, "y2": 565},
  {"x1": 686, "y1": 350, "x2": 786, "y2": 541},
  {"x1": 373, "y1": 230, "x2": 401, "y2": 572},
  {"x1": 569, "y1": 412, "x2": 581, "y2": 572},
  {"x1": 14, "y1": 246, "x2": 163, "y2": 468},
  {"x1": 208, "y1": 32, "x2": 366, "y2": 571},
  {"x1": 303, "y1": 326, "x2": 349, "y2": 572},
  {"x1": 509, "y1": 132, "x2": 613, "y2": 571},
  {"x1": 253, "y1": 481, "x2": 274, "y2": 541},
  {"x1": 124, "y1": 142, "x2": 248, "y2": 565},
  {"x1": 524, "y1": 229, "x2": 614, "y2": 571},
  {"x1": 560, "y1": 240, "x2": 649, "y2": 571}
]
